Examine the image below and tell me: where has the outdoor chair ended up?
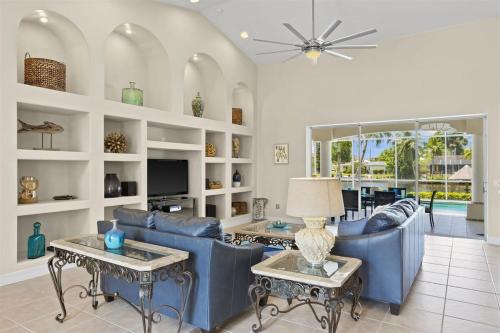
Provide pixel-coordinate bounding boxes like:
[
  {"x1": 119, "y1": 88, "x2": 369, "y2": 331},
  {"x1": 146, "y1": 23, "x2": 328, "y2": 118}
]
[
  {"x1": 423, "y1": 190, "x2": 437, "y2": 230},
  {"x1": 389, "y1": 187, "x2": 407, "y2": 198},
  {"x1": 374, "y1": 191, "x2": 396, "y2": 207},
  {"x1": 342, "y1": 190, "x2": 359, "y2": 220}
]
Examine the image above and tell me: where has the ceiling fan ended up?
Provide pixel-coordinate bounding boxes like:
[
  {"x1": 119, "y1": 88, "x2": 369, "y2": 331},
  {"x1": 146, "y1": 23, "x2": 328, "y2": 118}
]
[{"x1": 254, "y1": 0, "x2": 378, "y2": 63}]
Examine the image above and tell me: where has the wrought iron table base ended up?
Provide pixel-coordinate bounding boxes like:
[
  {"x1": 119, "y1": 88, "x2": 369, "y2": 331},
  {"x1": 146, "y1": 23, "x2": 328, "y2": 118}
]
[
  {"x1": 48, "y1": 250, "x2": 193, "y2": 333},
  {"x1": 248, "y1": 274, "x2": 362, "y2": 333},
  {"x1": 233, "y1": 233, "x2": 298, "y2": 250}
]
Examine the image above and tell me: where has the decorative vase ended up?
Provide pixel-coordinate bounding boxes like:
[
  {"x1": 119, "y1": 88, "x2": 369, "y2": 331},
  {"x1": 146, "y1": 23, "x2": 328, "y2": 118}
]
[
  {"x1": 253, "y1": 198, "x2": 268, "y2": 221},
  {"x1": 104, "y1": 174, "x2": 122, "y2": 198},
  {"x1": 232, "y1": 169, "x2": 241, "y2": 187},
  {"x1": 19, "y1": 176, "x2": 39, "y2": 204},
  {"x1": 104, "y1": 219, "x2": 125, "y2": 250},
  {"x1": 122, "y1": 81, "x2": 143, "y2": 106},
  {"x1": 295, "y1": 218, "x2": 335, "y2": 267},
  {"x1": 192, "y1": 92, "x2": 204, "y2": 117},
  {"x1": 27, "y1": 222, "x2": 45, "y2": 259},
  {"x1": 232, "y1": 137, "x2": 240, "y2": 158}
]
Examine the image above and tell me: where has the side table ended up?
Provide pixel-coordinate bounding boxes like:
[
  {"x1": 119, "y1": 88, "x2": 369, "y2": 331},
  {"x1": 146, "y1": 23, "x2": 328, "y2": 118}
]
[{"x1": 248, "y1": 250, "x2": 362, "y2": 333}]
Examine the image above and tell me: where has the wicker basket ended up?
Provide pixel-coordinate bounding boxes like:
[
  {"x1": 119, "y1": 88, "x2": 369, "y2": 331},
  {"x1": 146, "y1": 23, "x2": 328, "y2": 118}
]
[{"x1": 24, "y1": 53, "x2": 66, "y2": 91}]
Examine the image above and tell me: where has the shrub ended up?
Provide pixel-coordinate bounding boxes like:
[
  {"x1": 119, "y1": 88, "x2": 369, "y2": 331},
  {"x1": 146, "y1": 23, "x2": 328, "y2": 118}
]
[{"x1": 407, "y1": 191, "x2": 471, "y2": 201}]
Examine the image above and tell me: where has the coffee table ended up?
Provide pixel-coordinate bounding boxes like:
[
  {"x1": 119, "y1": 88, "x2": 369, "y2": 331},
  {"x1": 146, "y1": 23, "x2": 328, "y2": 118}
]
[
  {"x1": 233, "y1": 221, "x2": 304, "y2": 249},
  {"x1": 48, "y1": 235, "x2": 192, "y2": 333},
  {"x1": 248, "y1": 250, "x2": 362, "y2": 333}
]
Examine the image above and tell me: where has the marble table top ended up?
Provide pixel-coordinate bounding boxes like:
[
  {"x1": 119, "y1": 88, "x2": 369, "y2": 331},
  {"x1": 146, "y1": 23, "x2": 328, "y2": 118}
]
[
  {"x1": 251, "y1": 250, "x2": 361, "y2": 288},
  {"x1": 50, "y1": 234, "x2": 189, "y2": 272}
]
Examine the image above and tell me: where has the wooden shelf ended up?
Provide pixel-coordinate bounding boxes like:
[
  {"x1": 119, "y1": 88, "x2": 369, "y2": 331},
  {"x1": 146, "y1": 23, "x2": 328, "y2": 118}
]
[
  {"x1": 103, "y1": 153, "x2": 142, "y2": 162},
  {"x1": 103, "y1": 196, "x2": 144, "y2": 207},
  {"x1": 205, "y1": 157, "x2": 226, "y2": 164},
  {"x1": 231, "y1": 158, "x2": 253, "y2": 164},
  {"x1": 17, "y1": 199, "x2": 90, "y2": 216},
  {"x1": 16, "y1": 83, "x2": 91, "y2": 113},
  {"x1": 17, "y1": 150, "x2": 90, "y2": 161},
  {"x1": 147, "y1": 140, "x2": 202, "y2": 151},
  {"x1": 204, "y1": 189, "x2": 226, "y2": 196},
  {"x1": 16, "y1": 252, "x2": 52, "y2": 266},
  {"x1": 231, "y1": 186, "x2": 253, "y2": 194}
]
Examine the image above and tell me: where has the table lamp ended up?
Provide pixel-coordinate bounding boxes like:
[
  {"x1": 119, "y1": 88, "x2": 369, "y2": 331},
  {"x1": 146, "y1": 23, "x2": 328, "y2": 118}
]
[{"x1": 286, "y1": 177, "x2": 344, "y2": 267}]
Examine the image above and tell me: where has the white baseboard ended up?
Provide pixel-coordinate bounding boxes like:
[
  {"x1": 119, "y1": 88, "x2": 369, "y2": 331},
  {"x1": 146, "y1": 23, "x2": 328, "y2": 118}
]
[
  {"x1": 0, "y1": 262, "x2": 75, "y2": 287},
  {"x1": 486, "y1": 236, "x2": 500, "y2": 245}
]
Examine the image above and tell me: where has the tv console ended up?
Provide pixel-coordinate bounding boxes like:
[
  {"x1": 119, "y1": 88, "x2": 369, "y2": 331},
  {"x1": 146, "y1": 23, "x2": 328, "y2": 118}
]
[{"x1": 148, "y1": 196, "x2": 197, "y2": 217}]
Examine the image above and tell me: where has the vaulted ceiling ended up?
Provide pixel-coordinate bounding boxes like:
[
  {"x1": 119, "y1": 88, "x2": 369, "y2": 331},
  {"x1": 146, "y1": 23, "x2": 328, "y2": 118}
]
[{"x1": 156, "y1": 0, "x2": 500, "y2": 64}]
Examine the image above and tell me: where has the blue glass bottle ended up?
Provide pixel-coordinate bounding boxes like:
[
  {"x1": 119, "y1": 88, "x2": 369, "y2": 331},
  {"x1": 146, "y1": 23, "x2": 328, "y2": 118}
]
[
  {"x1": 104, "y1": 219, "x2": 125, "y2": 250},
  {"x1": 28, "y1": 222, "x2": 45, "y2": 259}
]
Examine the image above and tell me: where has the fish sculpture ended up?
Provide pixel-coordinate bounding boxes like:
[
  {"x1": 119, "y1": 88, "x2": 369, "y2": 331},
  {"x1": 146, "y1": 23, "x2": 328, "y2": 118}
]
[{"x1": 17, "y1": 120, "x2": 64, "y2": 134}]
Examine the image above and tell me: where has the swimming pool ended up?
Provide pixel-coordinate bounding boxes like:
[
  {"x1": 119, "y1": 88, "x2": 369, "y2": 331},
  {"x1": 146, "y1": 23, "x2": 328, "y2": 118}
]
[{"x1": 433, "y1": 201, "x2": 467, "y2": 215}]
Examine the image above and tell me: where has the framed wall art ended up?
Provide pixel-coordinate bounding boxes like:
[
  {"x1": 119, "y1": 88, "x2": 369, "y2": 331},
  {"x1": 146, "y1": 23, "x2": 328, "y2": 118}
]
[{"x1": 274, "y1": 143, "x2": 289, "y2": 164}]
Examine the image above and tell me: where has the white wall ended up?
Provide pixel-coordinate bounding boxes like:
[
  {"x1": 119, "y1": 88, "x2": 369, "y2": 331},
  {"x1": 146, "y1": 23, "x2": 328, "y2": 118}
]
[{"x1": 256, "y1": 18, "x2": 500, "y2": 241}]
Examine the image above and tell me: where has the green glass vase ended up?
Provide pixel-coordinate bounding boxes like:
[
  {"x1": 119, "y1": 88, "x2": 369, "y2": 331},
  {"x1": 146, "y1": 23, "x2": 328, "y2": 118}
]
[
  {"x1": 27, "y1": 222, "x2": 45, "y2": 259},
  {"x1": 122, "y1": 81, "x2": 143, "y2": 106}
]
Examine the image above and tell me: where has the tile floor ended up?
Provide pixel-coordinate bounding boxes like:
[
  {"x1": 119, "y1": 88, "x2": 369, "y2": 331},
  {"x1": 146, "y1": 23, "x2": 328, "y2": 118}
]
[{"x1": 1, "y1": 235, "x2": 500, "y2": 332}]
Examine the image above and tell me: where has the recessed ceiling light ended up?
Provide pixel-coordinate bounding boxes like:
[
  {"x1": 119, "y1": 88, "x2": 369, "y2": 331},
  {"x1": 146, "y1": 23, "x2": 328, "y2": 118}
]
[
  {"x1": 190, "y1": 0, "x2": 200, "y2": 3},
  {"x1": 192, "y1": 54, "x2": 199, "y2": 61},
  {"x1": 125, "y1": 29, "x2": 132, "y2": 34},
  {"x1": 240, "y1": 31, "x2": 249, "y2": 39},
  {"x1": 39, "y1": 17, "x2": 48, "y2": 23},
  {"x1": 124, "y1": 23, "x2": 132, "y2": 34}
]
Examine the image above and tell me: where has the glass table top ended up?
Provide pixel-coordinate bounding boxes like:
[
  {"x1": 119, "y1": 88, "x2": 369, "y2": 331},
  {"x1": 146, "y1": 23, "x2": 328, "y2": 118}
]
[
  {"x1": 240, "y1": 221, "x2": 304, "y2": 237},
  {"x1": 269, "y1": 252, "x2": 346, "y2": 278},
  {"x1": 69, "y1": 236, "x2": 168, "y2": 262}
]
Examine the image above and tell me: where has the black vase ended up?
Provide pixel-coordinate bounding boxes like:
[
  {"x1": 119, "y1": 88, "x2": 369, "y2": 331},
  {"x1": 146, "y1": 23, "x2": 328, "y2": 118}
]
[{"x1": 104, "y1": 174, "x2": 121, "y2": 198}]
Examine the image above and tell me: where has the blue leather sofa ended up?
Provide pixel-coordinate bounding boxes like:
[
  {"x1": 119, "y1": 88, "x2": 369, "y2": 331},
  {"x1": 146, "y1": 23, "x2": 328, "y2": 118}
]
[
  {"x1": 97, "y1": 208, "x2": 264, "y2": 332},
  {"x1": 332, "y1": 200, "x2": 425, "y2": 315}
]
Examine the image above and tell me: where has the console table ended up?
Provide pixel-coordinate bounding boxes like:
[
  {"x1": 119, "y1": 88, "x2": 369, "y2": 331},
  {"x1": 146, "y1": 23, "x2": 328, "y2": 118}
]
[
  {"x1": 48, "y1": 235, "x2": 192, "y2": 333},
  {"x1": 248, "y1": 250, "x2": 362, "y2": 333}
]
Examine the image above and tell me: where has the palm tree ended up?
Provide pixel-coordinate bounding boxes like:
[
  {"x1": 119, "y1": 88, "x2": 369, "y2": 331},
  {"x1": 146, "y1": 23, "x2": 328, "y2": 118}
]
[{"x1": 356, "y1": 132, "x2": 391, "y2": 175}]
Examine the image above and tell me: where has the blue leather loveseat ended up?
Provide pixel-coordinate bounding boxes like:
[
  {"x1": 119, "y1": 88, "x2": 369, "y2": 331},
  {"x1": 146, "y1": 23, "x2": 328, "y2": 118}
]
[
  {"x1": 332, "y1": 199, "x2": 425, "y2": 315},
  {"x1": 97, "y1": 208, "x2": 264, "y2": 332}
]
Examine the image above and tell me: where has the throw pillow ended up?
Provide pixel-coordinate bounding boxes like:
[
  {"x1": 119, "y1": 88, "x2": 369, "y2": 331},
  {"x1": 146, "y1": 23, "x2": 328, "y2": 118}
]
[
  {"x1": 393, "y1": 201, "x2": 414, "y2": 217},
  {"x1": 154, "y1": 212, "x2": 222, "y2": 240},
  {"x1": 113, "y1": 208, "x2": 155, "y2": 229},
  {"x1": 363, "y1": 206, "x2": 408, "y2": 234},
  {"x1": 398, "y1": 198, "x2": 419, "y2": 211},
  {"x1": 338, "y1": 218, "x2": 368, "y2": 237}
]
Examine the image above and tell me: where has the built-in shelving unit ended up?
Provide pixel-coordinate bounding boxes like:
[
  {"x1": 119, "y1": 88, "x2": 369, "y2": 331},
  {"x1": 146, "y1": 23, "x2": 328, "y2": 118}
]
[{"x1": 2, "y1": 3, "x2": 256, "y2": 280}]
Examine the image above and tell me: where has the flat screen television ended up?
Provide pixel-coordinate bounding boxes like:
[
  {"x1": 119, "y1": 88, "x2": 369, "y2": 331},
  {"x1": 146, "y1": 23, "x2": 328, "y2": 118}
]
[{"x1": 147, "y1": 159, "x2": 188, "y2": 196}]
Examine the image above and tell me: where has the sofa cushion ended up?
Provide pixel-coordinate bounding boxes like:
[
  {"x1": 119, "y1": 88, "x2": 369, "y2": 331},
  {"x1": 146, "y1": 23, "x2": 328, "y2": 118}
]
[
  {"x1": 154, "y1": 212, "x2": 222, "y2": 240},
  {"x1": 114, "y1": 208, "x2": 155, "y2": 229},
  {"x1": 363, "y1": 206, "x2": 408, "y2": 234},
  {"x1": 338, "y1": 218, "x2": 368, "y2": 237}
]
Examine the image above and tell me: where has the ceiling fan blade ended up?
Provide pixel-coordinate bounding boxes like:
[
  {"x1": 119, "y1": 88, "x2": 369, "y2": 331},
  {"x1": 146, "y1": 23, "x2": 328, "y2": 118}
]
[
  {"x1": 253, "y1": 38, "x2": 302, "y2": 47},
  {"x1": 283, "y1": 23, "x2": 309, "y2": 44},
  {"x1": 319, "y1": 20, "x2": 342, "y2": 41},
  {"x1": 325, "y1": 28, "x2": 378, "y2": 46},
  {"x1": 257, "y1": 49, "x2": 302, "y2": 55},
  {"x1": 327, "y1": 44, "x2": 377, "y2": 49},
  {"x1": 324, "y1": 50, "x2": 353, "y2": 60},
  {"x1": 283, "y1": 52, "x2": 303, "y2": 63}
]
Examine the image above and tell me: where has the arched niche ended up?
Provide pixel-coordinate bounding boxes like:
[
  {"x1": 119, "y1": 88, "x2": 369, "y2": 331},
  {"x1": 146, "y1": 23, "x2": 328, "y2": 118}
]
[
  {"x1": 232, "y1": 83, "x2": 254, "y2": 128},
  {"x1": 105, "y1": 23, "x2": 170, "y2": 111},
  {"x1": 17, "y1": 10, "x2": 90, "y2": 95},
  {"x1": 183, "y1": 53, "x2": 227, "y2": 122}
]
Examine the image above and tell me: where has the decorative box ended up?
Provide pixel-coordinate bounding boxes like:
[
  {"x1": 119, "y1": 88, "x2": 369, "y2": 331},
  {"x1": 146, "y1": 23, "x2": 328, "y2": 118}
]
[
  {"x1": 232, "y1": 108, "x2": 243, "y2": 125},
  {"x1": 232, "y1": 201, "x2": 248, "y2": 215}
]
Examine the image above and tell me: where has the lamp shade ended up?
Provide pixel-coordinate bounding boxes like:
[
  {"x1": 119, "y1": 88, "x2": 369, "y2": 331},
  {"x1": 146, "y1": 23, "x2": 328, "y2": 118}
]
[{"x1": 286, "y1": 177, "x2": 344, "y2": 218}]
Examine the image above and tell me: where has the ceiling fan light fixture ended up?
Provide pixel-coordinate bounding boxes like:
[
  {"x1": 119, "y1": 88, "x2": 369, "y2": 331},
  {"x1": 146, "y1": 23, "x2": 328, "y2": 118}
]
[{"x1": 305, "y1": 48, "x2": 321, "y2": 62}]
